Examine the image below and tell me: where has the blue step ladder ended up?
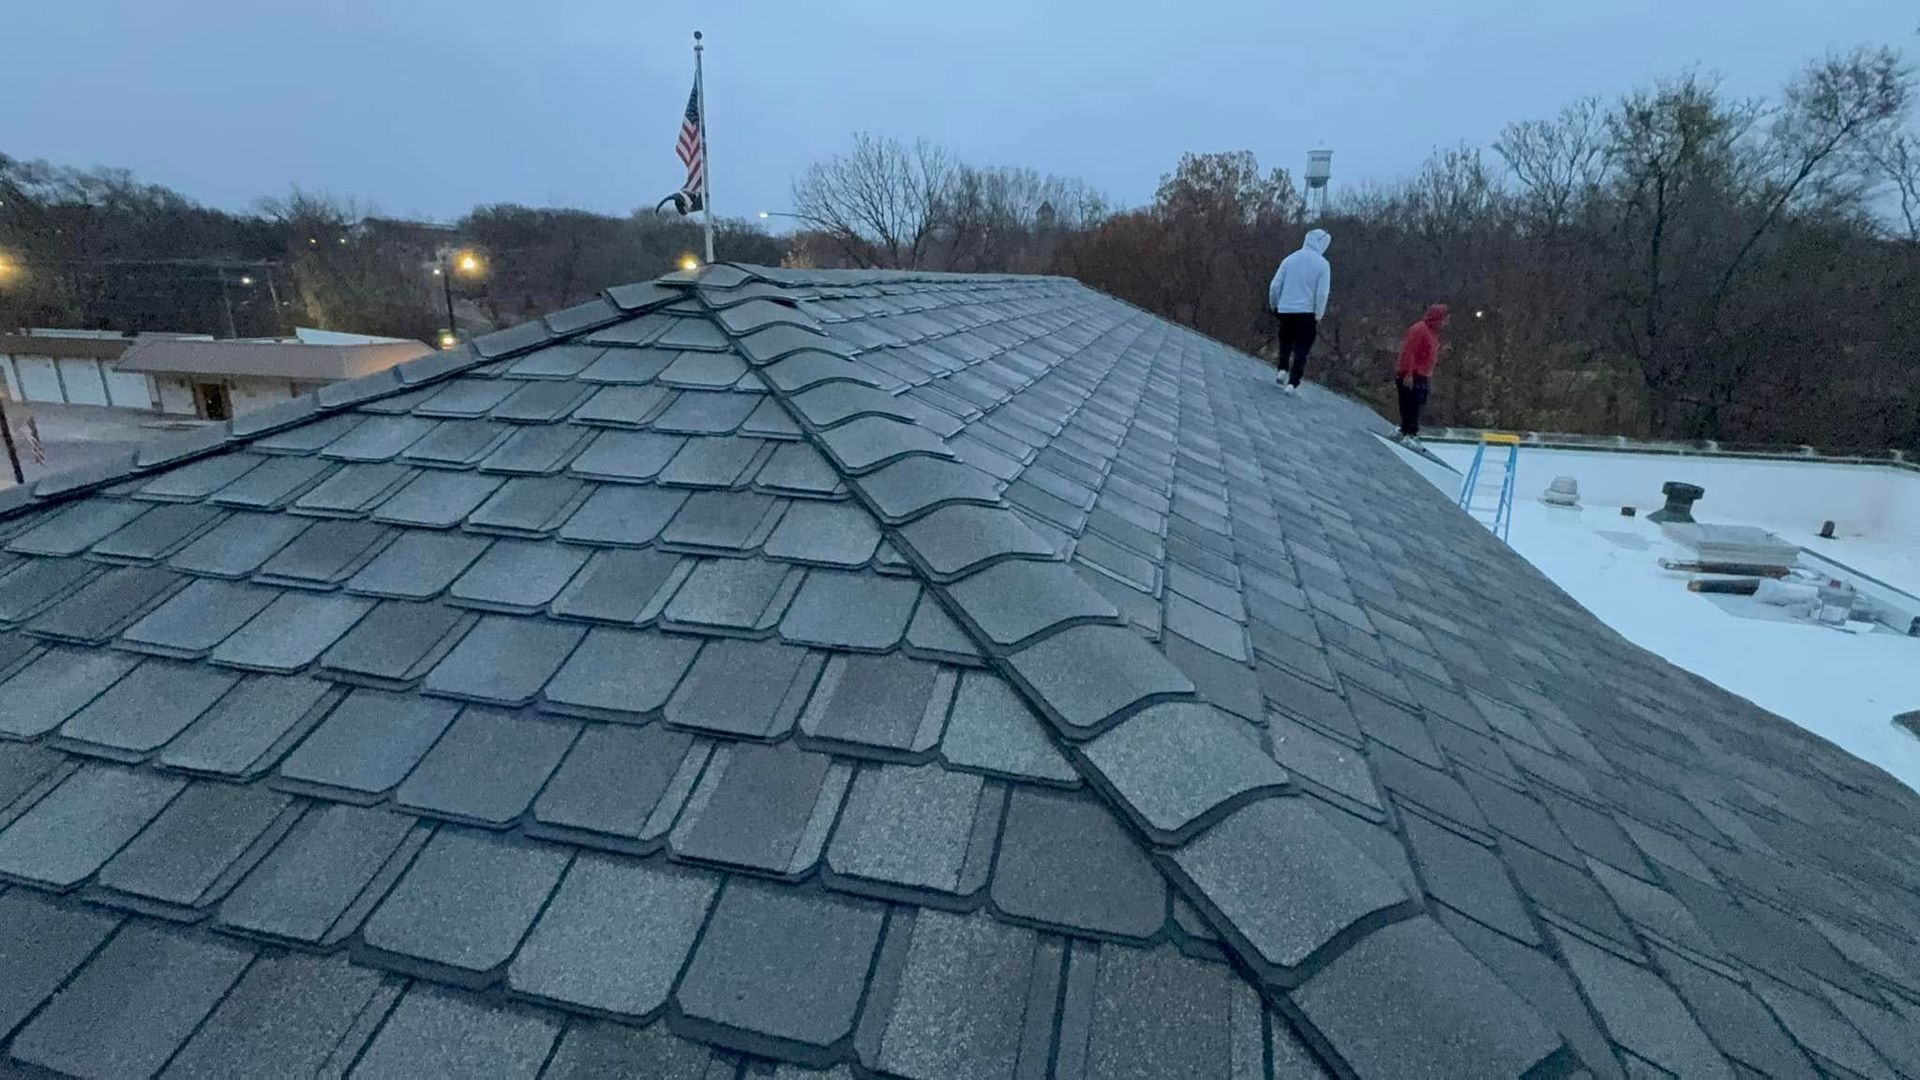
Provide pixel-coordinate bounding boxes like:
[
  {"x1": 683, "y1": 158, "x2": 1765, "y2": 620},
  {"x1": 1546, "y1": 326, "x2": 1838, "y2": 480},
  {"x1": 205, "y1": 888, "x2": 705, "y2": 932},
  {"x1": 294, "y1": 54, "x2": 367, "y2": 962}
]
[{"x1": 1457, "y1": 433, "x2": 1520, "y2": 542}]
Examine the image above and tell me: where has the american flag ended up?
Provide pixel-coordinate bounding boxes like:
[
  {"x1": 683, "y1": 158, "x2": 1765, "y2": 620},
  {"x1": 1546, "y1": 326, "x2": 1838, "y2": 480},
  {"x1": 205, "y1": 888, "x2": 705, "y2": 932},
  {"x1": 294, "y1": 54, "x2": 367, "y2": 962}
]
[{"x1": 676, "y1": 79, "x2": 705, "y2": 208}]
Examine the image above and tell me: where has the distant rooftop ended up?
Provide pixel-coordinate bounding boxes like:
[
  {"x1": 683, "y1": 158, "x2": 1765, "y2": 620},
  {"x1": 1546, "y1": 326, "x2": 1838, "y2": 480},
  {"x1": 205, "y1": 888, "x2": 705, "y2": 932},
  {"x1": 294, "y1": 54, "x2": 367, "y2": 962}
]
[{"x1": 113, "y1": 336, "x2": 434, "y2": 382}]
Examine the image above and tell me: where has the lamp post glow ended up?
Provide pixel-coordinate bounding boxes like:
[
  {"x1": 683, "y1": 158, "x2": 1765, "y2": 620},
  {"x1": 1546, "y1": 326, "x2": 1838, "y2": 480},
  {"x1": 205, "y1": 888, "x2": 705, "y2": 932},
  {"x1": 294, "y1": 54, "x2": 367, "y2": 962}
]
[
  {"x1": 678, "y1": 254, "x2": 700, "y2": 273},
  {"x1": 440, "y1": 249, "x2": 485, "y2": 345}
]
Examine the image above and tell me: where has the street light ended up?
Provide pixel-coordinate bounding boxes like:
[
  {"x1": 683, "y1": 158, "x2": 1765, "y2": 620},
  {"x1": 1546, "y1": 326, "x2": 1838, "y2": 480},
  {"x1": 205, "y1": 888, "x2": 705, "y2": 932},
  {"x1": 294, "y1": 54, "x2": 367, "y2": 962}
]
[
  {"x1": 678, "y1": 253, "x2": 700, "y2": 272},
  {"x1": 239, "y1": 275, "x2": 255, "y2": 286},
  {"x1": 439, "y1": 249, "x2": 485, "y2": 345}
]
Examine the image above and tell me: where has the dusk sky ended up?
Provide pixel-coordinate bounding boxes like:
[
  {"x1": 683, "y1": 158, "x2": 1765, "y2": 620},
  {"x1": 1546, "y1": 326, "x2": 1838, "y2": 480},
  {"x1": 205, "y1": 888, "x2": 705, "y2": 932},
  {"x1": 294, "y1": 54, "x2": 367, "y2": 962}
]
[{"x1": 7, "y1": 1, "x2": 1915, "y2": 223}]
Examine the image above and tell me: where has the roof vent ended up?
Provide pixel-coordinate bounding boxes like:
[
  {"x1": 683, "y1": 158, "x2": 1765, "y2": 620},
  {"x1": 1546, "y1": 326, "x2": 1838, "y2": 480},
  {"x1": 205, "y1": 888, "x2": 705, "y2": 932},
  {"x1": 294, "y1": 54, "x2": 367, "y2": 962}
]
[
  {"x1": 1647, "y1": 481, "x2": 1704, "y2": 524},
  {"x1": 1540, "y1": 476, "x2": 1580, "y2": 509}
]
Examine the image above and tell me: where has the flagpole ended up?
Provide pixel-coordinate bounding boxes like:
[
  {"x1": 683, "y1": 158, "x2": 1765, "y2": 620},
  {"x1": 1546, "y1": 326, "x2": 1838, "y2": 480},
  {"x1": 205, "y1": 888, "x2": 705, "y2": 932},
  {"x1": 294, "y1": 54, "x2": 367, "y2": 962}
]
[{"x1": 694, "y1": 30, "x2": 714, "y2": 264}]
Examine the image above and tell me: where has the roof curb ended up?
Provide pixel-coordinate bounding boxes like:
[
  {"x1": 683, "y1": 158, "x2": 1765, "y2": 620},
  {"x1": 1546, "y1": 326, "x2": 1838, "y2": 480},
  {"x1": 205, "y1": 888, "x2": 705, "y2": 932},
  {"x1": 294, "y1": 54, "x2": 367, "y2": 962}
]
[
  {"x1": 0, "y1": 292, "x2": 684, "y2": 526},
  {"x1": 675, "y1": 263, "x2": 1576, "y2": 1077}
]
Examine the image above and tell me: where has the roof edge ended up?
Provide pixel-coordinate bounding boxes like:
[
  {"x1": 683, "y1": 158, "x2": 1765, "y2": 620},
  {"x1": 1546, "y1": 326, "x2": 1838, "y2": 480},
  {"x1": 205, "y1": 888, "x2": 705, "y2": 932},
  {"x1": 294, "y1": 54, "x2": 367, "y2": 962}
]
[{"x1": 0, "y1": 288, "x2": 682, "y2": 523}]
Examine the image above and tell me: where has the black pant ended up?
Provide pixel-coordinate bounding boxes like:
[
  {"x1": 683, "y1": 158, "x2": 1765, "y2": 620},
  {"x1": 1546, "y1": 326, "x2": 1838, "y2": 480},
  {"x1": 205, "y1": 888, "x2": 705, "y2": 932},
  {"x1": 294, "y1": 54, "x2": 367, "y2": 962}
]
[
  {"x1": 1275, "y1": 313, "x2": 1317, "y2": 386},
  {"x1": 1397, "y1": 375, "x2": 1430, "y2": 435}
]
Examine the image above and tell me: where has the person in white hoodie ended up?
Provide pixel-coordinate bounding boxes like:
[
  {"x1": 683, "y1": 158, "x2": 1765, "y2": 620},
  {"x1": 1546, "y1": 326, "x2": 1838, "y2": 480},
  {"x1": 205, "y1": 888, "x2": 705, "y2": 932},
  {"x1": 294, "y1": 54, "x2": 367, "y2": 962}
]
[{"x1": 1266, "y1": 228, "x2": 1332, "y2": 393}]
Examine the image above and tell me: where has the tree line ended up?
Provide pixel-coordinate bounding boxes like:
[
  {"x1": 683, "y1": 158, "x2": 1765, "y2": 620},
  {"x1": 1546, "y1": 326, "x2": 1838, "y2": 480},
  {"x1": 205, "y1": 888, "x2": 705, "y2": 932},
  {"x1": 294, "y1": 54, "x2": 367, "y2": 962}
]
[
  {"x1": 4, "y1": 43, "x2": 1915, "y2": 449},
  {"x1": 797, "y1": 46, "x2": 1919, "y2": 451},
  {"x1": 0, "y1": 161, "x2": 782, "y2": 344}
]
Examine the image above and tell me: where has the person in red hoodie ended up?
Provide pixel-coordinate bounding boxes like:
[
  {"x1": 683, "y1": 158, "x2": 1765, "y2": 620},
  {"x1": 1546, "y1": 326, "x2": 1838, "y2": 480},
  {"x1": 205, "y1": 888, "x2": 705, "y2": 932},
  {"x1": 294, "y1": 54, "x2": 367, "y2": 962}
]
[{"x1": 1396, "y1": 304, "x2": 1449, "y2": 441}]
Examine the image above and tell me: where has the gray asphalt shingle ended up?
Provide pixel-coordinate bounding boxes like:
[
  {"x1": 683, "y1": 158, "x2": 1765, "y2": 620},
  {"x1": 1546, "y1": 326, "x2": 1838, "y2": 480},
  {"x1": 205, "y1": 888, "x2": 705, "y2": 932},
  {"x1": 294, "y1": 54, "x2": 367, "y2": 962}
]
[
  {"x1": 664, "y1": 637, "x2": 823, "y2": 740},
  {"x1": 669, "y1": 741, "x2": 851, "y2": 878},
  {"x1": 507, "y1": 855, "x2": 718, "y2": 1017},
  {"x1": 94, "y1": 781, "x2": 295, "y2": 911},
  {"x1": 320, "y1": 600, "x2": 474, "y2": 687},
  {"x1": 445, "y1": 539, "x2": 589, "y2": 613},
  {"x1": 797, "y1": 652, "x2": 953, "y2": 759},
  {"x1": 421, "y1": 616, "x2": 585, "y2": 706},
  {"x1": 674, "y1": 880, "x2": 886, "y2": 1065},
  {"x1": 8, "y1": 922, "x2": 253, "y2": 1079},
  {"x1": 762, "y1": 499, "x2": 883, "y2": 566},
  {"x1": 659, "y1": 489, "x2": 785, "y2": 551},
  {"x1": 217, "y1": 802, "x2": 424, "y2": 946},
  {"x1": 1082, "y1": 701, "x2": 1289, "y2": 845},
  {"x1": 990, "y1": 787, "x2": 1166, "y2": 942},
  {"x1": 530, "y1": 724, "x2": 707, "y2": 851},
  {"x1": 157, "y1": 673, "x2": 340, "y2": 778},
  {"x1": 1167, "y1": 795, "x2": 1413, "y2": 981},
  {"x1": 661, "y1": 556, "x2": 803, "y2": 634},
  {"x1": 23, "y1": 565, "x2": 183, "y2": 644},
  {"x1": 90, "y1": 501, "x2": 225, "y2": 562},
  {"x1": 344, "y1": 529, "x2": 491, "y2": 599},
  {"x1": 1294, "y1": 917, "x2": 1567, "y2": 1078},
  {"x1": 556, "y1": 484, "x2": 686, "y2": 545},
  {"x1": 0, "y1": 646, "x2": 142, "y2": 738},
  {"x1": 208, "y1": 591, "x2": 374, "y2": 673},
  {"x1": 253, "y1": 518, "x2": 391, "y2": 588},
  {"x1": 161, "y1": 952, "x2": 400, "y2": 1079},
  {"x1": 362, "y1": 827, "x2": 570, "y2": 985},
  {"x1": 0, "y1": 765, "x2": 184, "y2": 888},
  {"x1": 168, "y1": 511, "x2": 311, "y2": 578},
  {"x1": 0, "y1": 890, "x2": 122, "y2": 1039},
  {"x1": 540, "y1": 626, "x2": 699, "y2": 720},
  {"x1": 277, "y1": 689, "x2": 461, "y2": 800},
  {"x1": 825, "y1": 763, "x2": 999, "y2": 905},
  {"x1": 120, "y1": 578, "x2": 277, "y2": 658},
  {"x1": 778, "y1": 569, "x2": 921, "y2": 651},
  {"x1": 349, "y1": 986, "x2": 560, "y2": 1080},
  {"x1": 393, "y1": 707, "x2": 577, "y2": 826},
  {"x1": 55, "y1": 659, "x2": 238, "y2": 758}
]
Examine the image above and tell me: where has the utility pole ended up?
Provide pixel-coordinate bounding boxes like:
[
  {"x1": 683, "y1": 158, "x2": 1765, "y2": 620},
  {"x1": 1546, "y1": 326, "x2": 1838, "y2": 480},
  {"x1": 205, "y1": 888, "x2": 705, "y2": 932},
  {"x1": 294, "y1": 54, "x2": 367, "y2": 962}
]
[
  {"x1": 441, "y1": 254, "x2": 458, "y2": 342},
  {"x1": 218, "y1": 269, "x2": 238, "y2": 338}
]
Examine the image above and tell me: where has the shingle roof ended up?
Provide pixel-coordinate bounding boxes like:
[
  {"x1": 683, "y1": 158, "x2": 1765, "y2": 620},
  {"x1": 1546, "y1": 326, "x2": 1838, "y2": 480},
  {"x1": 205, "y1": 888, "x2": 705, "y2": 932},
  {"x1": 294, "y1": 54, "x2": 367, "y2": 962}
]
[{"x1": 0, "y1": 263, "x2": 1916, "y2": 1078}]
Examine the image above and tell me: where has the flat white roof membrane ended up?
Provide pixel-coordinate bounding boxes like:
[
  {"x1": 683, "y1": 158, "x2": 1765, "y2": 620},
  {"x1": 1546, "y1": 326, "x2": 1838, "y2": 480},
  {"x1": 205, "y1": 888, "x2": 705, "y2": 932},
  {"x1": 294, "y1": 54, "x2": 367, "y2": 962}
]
[{"x1": 1400, "y1": 439, "x2": 1920, "y2": 792}]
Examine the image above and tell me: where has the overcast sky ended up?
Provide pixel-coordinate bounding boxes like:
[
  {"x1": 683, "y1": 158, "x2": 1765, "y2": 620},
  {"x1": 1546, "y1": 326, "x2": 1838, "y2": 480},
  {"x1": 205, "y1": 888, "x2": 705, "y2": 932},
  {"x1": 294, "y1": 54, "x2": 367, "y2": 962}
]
[{"x1": 6, "y1": 1, "x2": 1914, "y2": 223}]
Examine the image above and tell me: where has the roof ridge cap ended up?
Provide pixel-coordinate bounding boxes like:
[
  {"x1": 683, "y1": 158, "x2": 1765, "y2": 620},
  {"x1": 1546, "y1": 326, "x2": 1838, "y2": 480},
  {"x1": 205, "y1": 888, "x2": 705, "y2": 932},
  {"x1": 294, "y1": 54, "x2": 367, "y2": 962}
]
[{"x1": 680, "y1": 274, "x2": 1559, "y2": 1071}]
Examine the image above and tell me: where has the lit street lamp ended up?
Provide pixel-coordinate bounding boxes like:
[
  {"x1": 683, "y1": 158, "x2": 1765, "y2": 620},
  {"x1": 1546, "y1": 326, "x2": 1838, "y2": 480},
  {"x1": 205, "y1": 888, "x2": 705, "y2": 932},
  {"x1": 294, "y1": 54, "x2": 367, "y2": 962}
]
[
  {"x1": 438, "y1": 249, "x2": 485, "y2": 346},
  {"x1": 677, "y1": 253, "x2": 701, "y2": 273}
]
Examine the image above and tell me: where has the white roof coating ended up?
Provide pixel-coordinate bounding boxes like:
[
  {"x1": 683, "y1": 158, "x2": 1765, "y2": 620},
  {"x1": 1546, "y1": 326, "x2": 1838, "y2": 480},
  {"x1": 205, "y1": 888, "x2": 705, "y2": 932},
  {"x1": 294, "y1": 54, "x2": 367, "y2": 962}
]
[{"x1": 1400, "y1": 440, "x2": 1920, "y2": 793}]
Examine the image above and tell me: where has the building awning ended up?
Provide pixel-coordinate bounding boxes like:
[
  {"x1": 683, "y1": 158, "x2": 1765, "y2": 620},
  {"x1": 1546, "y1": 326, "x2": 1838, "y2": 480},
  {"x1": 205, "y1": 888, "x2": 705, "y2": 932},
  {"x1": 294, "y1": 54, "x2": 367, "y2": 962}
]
[
  {"x1": 112, "y1": 338, "x2": 433, "y2": 382},
  {"x1": 0, "y1": 334, "x2": 135, "y2": 361}
]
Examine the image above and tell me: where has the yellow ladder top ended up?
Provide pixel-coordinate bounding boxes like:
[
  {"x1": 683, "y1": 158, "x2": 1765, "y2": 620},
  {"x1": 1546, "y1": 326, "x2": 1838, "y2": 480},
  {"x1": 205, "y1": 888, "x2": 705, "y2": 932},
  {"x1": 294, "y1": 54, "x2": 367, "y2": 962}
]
[{"x1": 1481, "y1": 432, "x2": 1522, "y2": 445}]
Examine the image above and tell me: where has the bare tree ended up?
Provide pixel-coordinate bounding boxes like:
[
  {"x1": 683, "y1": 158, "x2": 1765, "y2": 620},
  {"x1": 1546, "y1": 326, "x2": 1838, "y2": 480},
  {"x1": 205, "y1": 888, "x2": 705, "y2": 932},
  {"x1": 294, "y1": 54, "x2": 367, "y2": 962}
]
[
  {"x1": 1495, "y1": 97, "x2": 1612, "y2": 234},
  {"x1": 1716, "y1": 47, "x2": 1911, "y2": 300},
  {"x1": 790, "y1": 134, "x2": 957, "y2": 268},
  {"x1": 1879, "y1": 131, "x2": 1920, "y2": 240}
]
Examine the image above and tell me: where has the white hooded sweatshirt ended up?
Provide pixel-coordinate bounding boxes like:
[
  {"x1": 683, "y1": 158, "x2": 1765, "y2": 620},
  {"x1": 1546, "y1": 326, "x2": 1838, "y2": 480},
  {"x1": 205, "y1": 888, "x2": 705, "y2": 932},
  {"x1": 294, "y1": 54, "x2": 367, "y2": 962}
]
[{"x1": 1267, "y1": 229, "x2": 1332, "y2": 319}]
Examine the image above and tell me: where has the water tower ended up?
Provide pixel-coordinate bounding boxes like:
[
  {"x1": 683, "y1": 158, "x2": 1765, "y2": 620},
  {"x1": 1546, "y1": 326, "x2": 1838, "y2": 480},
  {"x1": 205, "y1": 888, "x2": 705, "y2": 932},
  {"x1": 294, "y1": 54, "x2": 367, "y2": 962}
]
[{"x1": 1305, "y1": 149, "x2": 1333, "y2": 219}]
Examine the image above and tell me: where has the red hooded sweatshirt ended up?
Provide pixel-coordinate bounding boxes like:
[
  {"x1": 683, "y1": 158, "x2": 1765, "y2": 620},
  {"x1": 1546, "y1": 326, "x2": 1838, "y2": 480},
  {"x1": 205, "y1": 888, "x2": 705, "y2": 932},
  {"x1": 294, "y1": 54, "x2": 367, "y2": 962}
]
[{"x1": 1397, "y1": 304, "x2": 1449, "y2": 379}]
